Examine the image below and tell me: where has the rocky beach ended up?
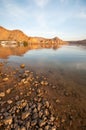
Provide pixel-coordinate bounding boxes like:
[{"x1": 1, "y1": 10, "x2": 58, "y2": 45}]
[{"x1": 0, "y1": 61, "x2": 86, "y2": 130}]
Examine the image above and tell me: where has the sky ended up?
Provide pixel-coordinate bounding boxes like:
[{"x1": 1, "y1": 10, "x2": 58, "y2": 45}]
[{"x1": 0, "y1": 0, "x2": 86, "y2": 40}]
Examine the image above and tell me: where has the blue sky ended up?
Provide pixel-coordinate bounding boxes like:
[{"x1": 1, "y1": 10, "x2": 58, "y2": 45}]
[{"x1": 0, "y1": 0, "x2": 86, "y2": 40}]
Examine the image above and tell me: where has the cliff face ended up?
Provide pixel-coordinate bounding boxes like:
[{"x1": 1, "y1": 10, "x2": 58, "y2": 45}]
[
  {"x1": 0, "y1": 26, "x2": 66, "y2": 45},
  {"x1": 0, "y1": 26, "x2": 29, "y2": 42}
]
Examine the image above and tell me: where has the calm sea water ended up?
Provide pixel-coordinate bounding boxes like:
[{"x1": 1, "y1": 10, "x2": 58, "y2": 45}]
[
  {"x1": 7, "y1": 45, "x2": 86, "y2": 70},
  {"x1": 0, "y1": 45, "x2": 86, "y2": 93}
]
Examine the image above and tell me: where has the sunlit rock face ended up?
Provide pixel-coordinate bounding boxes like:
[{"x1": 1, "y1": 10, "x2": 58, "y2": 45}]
[{"x1": 0, "y1": 26, "x2": 67, "y2": 45}]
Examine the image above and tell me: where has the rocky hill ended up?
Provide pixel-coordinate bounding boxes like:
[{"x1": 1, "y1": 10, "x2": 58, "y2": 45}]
[
  {"x1": 0, "y1": 26, "x2": 66, "y2": 45},
  {"x1": 68, "y1": 40, "x2": 86, "y2": 45}
]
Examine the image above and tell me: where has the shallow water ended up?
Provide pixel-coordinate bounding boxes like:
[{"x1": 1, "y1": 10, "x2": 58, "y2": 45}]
[{"x1": 0, "y1": 44, "x2": 86, "y2": 94}]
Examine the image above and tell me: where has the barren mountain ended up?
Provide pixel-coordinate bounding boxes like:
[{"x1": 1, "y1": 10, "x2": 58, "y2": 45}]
[
  {"x1": 0, "y1": 26, "x2": 66, "y2": 45},
  {"x1": 68, "y1": 40, "x2": 86, "y2": 45},
  {"x1": 0, "y1": 26, "x2": 29, "y2": 42}
]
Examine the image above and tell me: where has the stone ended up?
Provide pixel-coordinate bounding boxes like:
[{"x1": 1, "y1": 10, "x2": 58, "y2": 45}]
[
  {"x1": 51, "y1": 126, "x2": 57, "y2": 130},
  {"x1": 33, "y1": 108, "x2": 37, "y2": 113},
  {"x1": 17, "y1": 100, "x2": 27, "y2": 109},
  {"x1": 45, "y1": 125, "x2": 50, "y2": 130},
  {"x1": 3, "y1": 78, "x2": 9, "y2": 82},
  {"x1": 20, "y1": 64, "x2": 25, "y2": 68},
  {"x1": 37, "y1": 103, "x2": 42, "y2": 111},
  {"x1": 50, "y1": 115, "x2": 55, "y2": 122},
  {"x1": 22, "y1": 111, "x2": 30, "y2": 120},
  {"x1": 31, "y1": 120, "x2": 37, "y2": 126},
  {"x1": 7, "y1": 99, "x2": 13, "y2": 104},
  {"x1": 56, "y1": 99, "x2": 60, "y2": 103},
  {"x1": 44, "y1": 109, "x2": 49, "y2": 116},
  {"x1": 52, "y1": 86, "x2": 56, "y2": 89},
  {"x1": 41, "y1": 81, "x2": 48, "y2": 86},
  {"x1": 39, "y1": 111, "x2": 43, "y2": 118},
  {"x1": 0, "y1": 92, "x2": 5, "y2": 97},
  {"x1": 20, "y1": 126, "x2": 26, "y2": 130},
  {"x1": 15, "y1": 95, "x2": 19, "y2": 101},
  {"x1": 26, "y1": 121, "x2": 30, "y2": 129},
  {"x1": 4, "y1": 116, "x2": 12, "y2": 125},
  {"x1": 39, "y1": 120, "x2": 46, "y2": 127},
  {"x1": 45, "y1": 101, "x2": 49, "y2": 108},
  {"x1": 6, "y1": 89, "x2": 11, "y2": 94},
  {"x1": 32, "y1": 113, "x2": 38, "y2": 119}
]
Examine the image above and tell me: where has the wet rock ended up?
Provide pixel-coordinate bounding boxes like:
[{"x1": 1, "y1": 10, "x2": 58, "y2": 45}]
[
  {"x1": 64, "y1": 91, "x2": 69, "y2": 96},
  {"x1": 6, "y1": 88, "x2": 11, "y2": 94},
  {"x1": 39, "y1": 110, "x2": 43, "y2": 118},
  {"x1": 3, "y1": 78, "x2": 9, "y2": 82},
  {"x1": 16, "y1": 100, "x2": 27, "y2": 109},
  {"x1": 31, "y1": 120, "x2": 37, "y2": 126},
  {"x1": 0, "y1": 92, "x2": 5, "y2": 97},
  {"x1": 37, "y1": 103, "x2": 42, "y2": 111},
  {"x1": 20, "y1": 64, "x2": 25, "y2": 68},
  {"x1": 33, "y1": 108, "x2": 37, "y2": 113},
  {"x1": 41, "y1": 81, "x2": 48, "y2": 86},
  {"x1": 50, "y1": 115, "x2": 55, "y2": 122},
  {"x1": 7, "y1": 99, "x2": 13, "y2": 104},
  {"x1": 4, "y1": 116, "x2": 12, "y2": 125},
  {"x1": 56, "y1": 99, "x2": 60, "y2": 103},
  {"x1": 45, "y1": 125, "x2": 50, "y2": 130},
  {"x1": 37, "y1": 89, "x2": 41, "y2": 94},
  {"x1": 32, "y1": 113, "x2": 38, "y2": 119},
  {"x1": 51, "y1": 126, "x2": 57, "y2": 130},
  {"x1": 45, "y1": 101, "x2": 49, "y2": 108},
  {"x1": 39, "y1": 120, "x2": 46, "y2": 127},
  {"x1": 44, "y1": 109, "x2": 49, "y2": 116},
  {"x1": 21, "y1": 126, "x2": 26, "y2": 130},
  {"x1": 26, "y1": 121, "x2": 30, "y2": 129},
  {"x1": 15, "y1": 95, "x2": 19, "y2": 101},
  {"x1": 22, "y1": 111, "x2": 30, "y2": 120},
  {"x1": 52, "y1": 86, "x2": 56, "y2": 89}
]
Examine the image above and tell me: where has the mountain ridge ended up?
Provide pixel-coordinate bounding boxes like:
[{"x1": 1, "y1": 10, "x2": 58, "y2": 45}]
[{"x1": 0, "y1": 26, "x2": 66, "y2": 45}]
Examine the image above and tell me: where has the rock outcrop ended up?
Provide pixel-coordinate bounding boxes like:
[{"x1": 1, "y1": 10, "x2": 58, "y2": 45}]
[{"x1": 0, "y1": 26, "x2": 67, "y2": 45}]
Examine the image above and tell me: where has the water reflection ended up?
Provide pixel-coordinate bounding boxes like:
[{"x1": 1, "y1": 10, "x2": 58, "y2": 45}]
[
  {"x1": 0, "y1": 44, "x2": 61, "y2": 59},
  {"x1": 0, "y1": 44, "x2": 86, "y2": 88}
]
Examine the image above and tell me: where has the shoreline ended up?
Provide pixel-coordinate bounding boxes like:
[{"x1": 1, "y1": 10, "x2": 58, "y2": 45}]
[{"x1": 0, "y1": 62, "x2": 86, "y2": 130}]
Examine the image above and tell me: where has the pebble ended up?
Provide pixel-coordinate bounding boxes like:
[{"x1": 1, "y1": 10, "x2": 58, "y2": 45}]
[
  {"x1": 4, "y1": 116, "x2": 12, "y2": 125},
  {"x1": 3, "y1": 78, "x2": 9, "y2": 82},
  {"x1": 7, "y1": 99, "x2": 13, "y2": 104},
  {"x1": 56, "y1": 99, "x2": 60, "y2": 103},
  {"x1": 0, "y1": 92, "x2": 5, "y2": 97},
  {"x1": 21, "y1": 126, "x2": 26, "y2": 130},
  {"x1": 0, "y1": 67, "x2": 58, "y2": 130},
  {"x1": 39, "y1": 120, "x2": 46, "y2": 127},
  {"x1": 22, "y1": 111, "x2": 30, "y2": 120},
  {"x1": 6, "y1": 88, "x2": 11, "y2": 94},
  {"x1": 20, "y1": 64, "x2": 25, "y2": 68},
  {"x1": 31, "y1": 120, "x2": 37, "y2": 126}
]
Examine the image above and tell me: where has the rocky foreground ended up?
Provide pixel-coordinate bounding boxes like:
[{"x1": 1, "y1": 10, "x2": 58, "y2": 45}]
[
  {"x1": 0, "y1": 63, "x2": 57, "y2": 130},
  {"x1": 0, "y1": 62, "x2": 86, "y2": 130}
]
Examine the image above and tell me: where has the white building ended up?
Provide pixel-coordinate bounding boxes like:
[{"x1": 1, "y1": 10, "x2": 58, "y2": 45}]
[{"x1": 0, "y1": 40, "x2": 17, "y2": 47}]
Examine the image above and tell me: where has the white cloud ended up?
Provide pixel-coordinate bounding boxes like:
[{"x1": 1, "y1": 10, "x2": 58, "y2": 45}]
[
  {"x1": 78, "y1": 11, "x2": 86, "y2": 19},
  {"x1": 34, "y1": 0, "x2": 50, "y2": 8}
]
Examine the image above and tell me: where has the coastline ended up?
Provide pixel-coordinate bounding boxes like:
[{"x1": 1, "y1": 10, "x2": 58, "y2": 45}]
[{"x1": 0, "y1": 62, "x2": 86, "y2": 130}]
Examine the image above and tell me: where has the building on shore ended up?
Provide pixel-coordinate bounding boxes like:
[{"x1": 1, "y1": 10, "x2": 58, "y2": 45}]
[{"x1": 0, "y1": 40, "x2": 17, "y2": 47}]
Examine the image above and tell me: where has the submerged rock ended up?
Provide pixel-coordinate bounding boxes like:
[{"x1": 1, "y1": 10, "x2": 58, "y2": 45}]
[
  {"x1": 22, "y1": 111, "x2": 30, "y2": 120},
  {"x1": 0, "y1": 92, "x2": 5, "y2": 97},
  {"x1": 3, "y1": 78, "x2": 9, "y2": 82},
  {"x1": 4, "y1": 116, "x2": 12, "y2": 125},
  {"x1": 20, "y1": 64, "x2": 25, "y2": 68}
]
